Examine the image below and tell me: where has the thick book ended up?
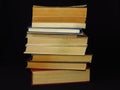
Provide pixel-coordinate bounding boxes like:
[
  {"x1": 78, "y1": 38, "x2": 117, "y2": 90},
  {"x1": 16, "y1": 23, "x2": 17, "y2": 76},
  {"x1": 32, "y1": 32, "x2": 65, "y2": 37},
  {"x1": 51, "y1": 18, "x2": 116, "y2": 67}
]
[
  {"x1": 26, "y1": 33, "x2": 80, "y2": 38},
  {"x1": 27, "y1": 61, "x2": 87, "y2": 70},
  {"x1": 31, "y1": 68, "x2": 90, "y2": 85},
  {"x1": 29, "y1": 54, "x2": 92, "y2": 63},
  {"x1": 24, "y1": 45, "x2": 87, "y2": 55},
  {"x1": 28, "y1": 27, "x2": 82, "y2": 34},
  {"x1": 26, "y1": 34, "x2": 88, "y2": 46},
  {"x1": 32, "y1": 5, "x2": 87, "y2": 17},
  {"x1": 32, "y1": 17, "x2": 86, "y2": 23},
  {"x1": 32, "y1": 6, "x2": 87, "y2": 23},
  {"x1": 31, "y1": 22, "x2": 86, "y2": 29}
]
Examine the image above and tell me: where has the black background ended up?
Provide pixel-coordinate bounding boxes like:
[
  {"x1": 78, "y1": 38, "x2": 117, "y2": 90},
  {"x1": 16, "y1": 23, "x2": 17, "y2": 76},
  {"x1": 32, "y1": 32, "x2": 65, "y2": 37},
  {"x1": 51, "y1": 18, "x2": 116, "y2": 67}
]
[{"x1": 0, "y1": 0, "x2": 120, "y2": 90}]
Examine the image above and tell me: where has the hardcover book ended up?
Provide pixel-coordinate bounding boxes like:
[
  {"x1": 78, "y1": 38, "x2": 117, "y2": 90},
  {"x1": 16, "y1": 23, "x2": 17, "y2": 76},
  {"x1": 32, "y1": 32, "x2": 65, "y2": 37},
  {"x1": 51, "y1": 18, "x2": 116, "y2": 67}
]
[
  {"x1": 24, "y1": 45, "x2": 87, "y2": 55},
  {"x1": 31, "y1": 68, "x2": 90, "y2": 85},
  {"x1": 29, "y1": 54, "x2": 92, "y2": 63},
  {"x1": 32, "y1": 5, "x2": 87, "y2": 23},
  {"x1": 27, "y1": 61, "x2": 87, "y2": 70},
  {"x1": 31, "y1": 5, "x2": 87, "y2": 29},
  {"x1": 26, "y1": 34, "x2": 88, "y2": 46},
  {"x1": 33, "y1": 6, "x2": 87, "y2": 17}
]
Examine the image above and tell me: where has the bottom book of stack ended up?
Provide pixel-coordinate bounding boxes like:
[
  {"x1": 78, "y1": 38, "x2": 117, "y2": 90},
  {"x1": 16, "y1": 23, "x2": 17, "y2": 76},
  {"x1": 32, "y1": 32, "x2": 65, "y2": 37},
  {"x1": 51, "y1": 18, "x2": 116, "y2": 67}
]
[{"x1": 31, "y1": 68, "x2": 90, "y2": 85}]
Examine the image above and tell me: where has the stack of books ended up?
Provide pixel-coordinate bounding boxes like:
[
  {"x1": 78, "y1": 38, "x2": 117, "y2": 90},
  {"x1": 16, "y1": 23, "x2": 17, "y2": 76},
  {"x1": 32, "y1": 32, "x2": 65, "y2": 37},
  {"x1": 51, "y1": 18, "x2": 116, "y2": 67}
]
[{"x1": 24, "y1": 5, "x2": 92, "y2": 85}]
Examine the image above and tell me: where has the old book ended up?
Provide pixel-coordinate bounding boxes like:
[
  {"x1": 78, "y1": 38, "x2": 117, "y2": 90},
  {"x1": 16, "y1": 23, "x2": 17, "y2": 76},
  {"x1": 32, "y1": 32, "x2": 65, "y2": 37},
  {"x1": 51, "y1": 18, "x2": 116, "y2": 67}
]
[
  {"x1": 31, "y1": 68, "x2": 90, "y2": 85},
  {"x1": 32, "y1": 5, "x2": 87, "y2": 23},
  {"x1": 27, "y1": 33, "x2": 79, "y2": 38},
  {"x1": 30, "y1": 54, "x2": 92, "y2": 63},
  {"x1": 26, "y1": 34, "x2": 88, "y2": 46},
  {"x1": 27, "y1": 61, "x2": 86, "y2": 70},
  {"x1": 32, "y1": 6, "x2": 87, "y2": 17},
  {"x1": 32, "y1": 22, "x2": 86, "y2": 29},
  {"x1": 24, "y1": 45, "x2": 87, "y2": 55},
  {"x1": 28, "y1": 27, "x2": 81, "y2": 34},
  {"x1": 32, "y1": 17, "x2": 86, "y2": 23}
]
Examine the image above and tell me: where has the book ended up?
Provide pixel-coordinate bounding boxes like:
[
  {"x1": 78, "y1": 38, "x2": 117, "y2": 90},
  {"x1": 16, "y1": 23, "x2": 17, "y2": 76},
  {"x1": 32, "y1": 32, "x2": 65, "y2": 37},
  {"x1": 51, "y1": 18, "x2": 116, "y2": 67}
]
[
  {"x1": 31, "y1": 5, "x2": 87, "y2": 28},
  {"x1": 32, "y1": 17, "x2": 86, "y2": 23},
  {"x1": 32, "y1": 22, "x2": 86, "y2": 29},
  {"x1": 27, "y1": 61, "x2": 87, "y2": 70},
  {"x1": 28, "y1": 27, "x2": 81, "y2": 34},
  {"x1": 27, "y1": 33, "x2": 79, "y2": 38},
  {"x1": 32, "y1": 5, "x2": 87, "y2": 23},
  {"x1": 26, "y1": 34, "x2": 88, "y2": 46},
  {"x1": 30, "y1": 54, "x2": 92, "y2": 63},
  {"x1": 32, "y1": 6, "x2": 87, "y2": 17},
  {"x1": 24, "y1": 45, "x2": 87, "y2": 55},
  {"x1": 31, "y1": 68, "x2": 90, "y2": 85}
]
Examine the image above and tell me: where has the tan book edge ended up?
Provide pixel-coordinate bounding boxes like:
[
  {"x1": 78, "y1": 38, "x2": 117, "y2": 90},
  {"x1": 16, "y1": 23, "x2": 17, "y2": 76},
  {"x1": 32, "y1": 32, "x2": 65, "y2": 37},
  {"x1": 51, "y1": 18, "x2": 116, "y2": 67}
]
[
  {"x1": 26, "y1": 35, "x2": 88, "y2": 46},
  {"x1": 32, "y1": 22, "x2": 86, "y2": 29},
  {"x1": 24, "y1": 46, "x2": 87, "y2": 55},
  {"x1": 27, "y1": 33, "x2": 78, "y2": 38},
  {"x1": 27, "y1": 61, "x2": 86, "y2": 70},
  {"x1": 32, "y1": 68, "x2": 90, "y2": 85},
  {"x1": 31, "y1": 54, "x2": 92, "y2": 63},
  {"x1": 33, "y1": 6, "x2": 87, "y2": 17},
  {"x1": 32, "y1": 17, "x2": 86, "y2": 23}
]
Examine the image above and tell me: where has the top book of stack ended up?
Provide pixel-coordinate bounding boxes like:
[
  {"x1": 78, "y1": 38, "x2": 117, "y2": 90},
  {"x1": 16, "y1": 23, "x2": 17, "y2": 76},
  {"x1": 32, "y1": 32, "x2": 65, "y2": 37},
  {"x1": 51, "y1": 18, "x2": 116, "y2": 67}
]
[{"x1": 32, "y1": 5, "x2": 87, "y2": 29}]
